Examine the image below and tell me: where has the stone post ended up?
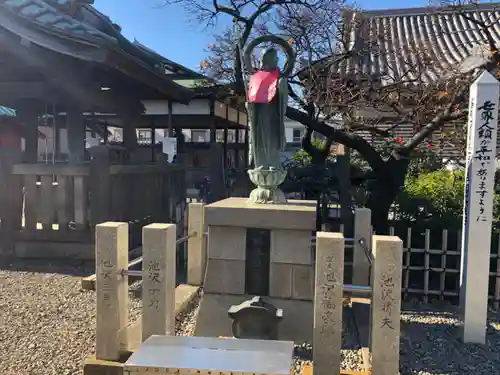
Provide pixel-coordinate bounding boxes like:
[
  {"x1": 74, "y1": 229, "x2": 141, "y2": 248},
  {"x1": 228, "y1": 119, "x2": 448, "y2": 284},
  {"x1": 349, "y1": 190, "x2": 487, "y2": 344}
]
[
  {"x1": 187, "y1": 203, "x2": 206, "y2": 285},
  {"x1": 352, "y1": 208, "x2": 371, "y2": 286},
  {"x1": 95, "y1": 222, "x2": 129, "y2": 361},
  {"x1": 313, "y1": 232, "x2": 344, "y2": 375},
  {"x1": 370, "y1": 235, "x2": 402, "y2": 375},
  {"x1": 460, "y1": 71, "x2": 500, "y2": 343},
  {"x1": 142, "y1": 223, "x2": 177, "y2": 341}
]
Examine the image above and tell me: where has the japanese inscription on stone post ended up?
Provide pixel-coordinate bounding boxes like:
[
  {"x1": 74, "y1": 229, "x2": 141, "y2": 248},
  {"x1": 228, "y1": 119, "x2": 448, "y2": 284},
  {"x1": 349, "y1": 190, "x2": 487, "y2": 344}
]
[
  {"x1": 370, "y1": 236, "x2": 402, "y2": 375},
  {"x1": 313, "y1": 232, "x2": 344, "y2": 375},
  {"x1": 95, "y1": 222, "x2": 129, "y2": 361},
  {"x1": 147, "y1": 260, "x2": 162, "y2": 311},
  {"x1": 460, "y1": 71, "x2": 500, "y2": 344},
  {"x1": 142, "y1": 224, "x2": 176, "y2": 341}
]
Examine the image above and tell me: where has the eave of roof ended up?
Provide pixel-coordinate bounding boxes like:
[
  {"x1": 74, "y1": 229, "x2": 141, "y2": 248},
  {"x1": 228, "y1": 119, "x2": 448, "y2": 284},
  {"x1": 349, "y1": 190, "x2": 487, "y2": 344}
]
[
  {"x1": 132, "y1": 39, "x2": 205, "y2": 78},
  {"x1": 0, "y1": 0, "x2": 194, "y2": 104}
]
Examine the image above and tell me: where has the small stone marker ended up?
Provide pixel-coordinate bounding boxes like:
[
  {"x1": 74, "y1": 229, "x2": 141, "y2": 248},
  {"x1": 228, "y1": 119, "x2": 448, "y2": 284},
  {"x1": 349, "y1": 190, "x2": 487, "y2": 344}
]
[
  {"x1": 187, "y1": 203, "x2": 205, "y2": 285},
  {"x1": 460, "y1": 70, "x2": 500, "y2": 344},
  {"x1": 95, "y1": 222, "x2": 129, "y2": 361},
  {"x1": 370, "y1": 235, "x2": 402, "y2": 375},
  {"x1": 228, "y1": 296, "x2": 283, "y2": 340},
  {"x1": 313, "y1": 232, "x2": 344, "y2": 375},
  {"x1": 142, "y1": 223, "x2": 177, "y2": 341}
]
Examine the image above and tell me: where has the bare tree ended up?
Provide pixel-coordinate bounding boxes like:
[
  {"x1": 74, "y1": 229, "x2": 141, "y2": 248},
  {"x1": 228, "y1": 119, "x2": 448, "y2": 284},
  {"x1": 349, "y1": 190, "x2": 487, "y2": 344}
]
[{"x1": 164, "y1": 0, "x2": 500, "y2": 231}]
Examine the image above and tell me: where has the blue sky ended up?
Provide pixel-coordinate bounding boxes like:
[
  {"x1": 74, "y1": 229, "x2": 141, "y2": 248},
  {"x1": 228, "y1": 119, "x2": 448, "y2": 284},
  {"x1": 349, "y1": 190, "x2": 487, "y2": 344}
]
[{"x1": 94, "y1": 0, "x2": 430, "y2": 71}]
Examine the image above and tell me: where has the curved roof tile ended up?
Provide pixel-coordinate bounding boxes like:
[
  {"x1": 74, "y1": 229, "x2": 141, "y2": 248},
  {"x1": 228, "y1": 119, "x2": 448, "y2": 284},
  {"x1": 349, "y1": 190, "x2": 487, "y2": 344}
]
[
  {"x1": 0, "y1": 0, "x2": 116, "y2": 44},
  {"x1": 339, "y1": 3, "x2": 500, "y2": 82}
]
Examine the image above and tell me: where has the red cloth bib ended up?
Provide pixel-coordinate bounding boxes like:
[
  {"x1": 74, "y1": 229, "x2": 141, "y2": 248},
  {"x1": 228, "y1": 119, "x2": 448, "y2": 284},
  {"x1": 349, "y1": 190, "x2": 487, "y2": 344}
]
[{"x1": 247, "y1": 69, "x2": 279, "y2": 103}]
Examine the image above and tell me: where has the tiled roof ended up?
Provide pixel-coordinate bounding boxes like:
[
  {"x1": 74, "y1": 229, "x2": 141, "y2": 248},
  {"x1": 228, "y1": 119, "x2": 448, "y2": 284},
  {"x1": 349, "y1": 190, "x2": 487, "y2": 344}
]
[
  {"x1": 335, "y1": 3, "x2": 500, "y2": 82},
  {"x1": 0, "y1": 0, "x2": 116, "y2": 44},
  {"x1": 0, "y1": 106, "x2": 16, "y2": 116}
]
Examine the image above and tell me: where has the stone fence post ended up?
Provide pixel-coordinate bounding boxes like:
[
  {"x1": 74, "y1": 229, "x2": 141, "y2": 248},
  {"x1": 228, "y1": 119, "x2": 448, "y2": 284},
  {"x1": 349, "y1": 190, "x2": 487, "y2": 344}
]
[
  {"x1": 313, "y1": 232, "x2": 344, "y2": 375},
  {"x1": 187, "y1": 203, "x2": 206, "y2": 285},
  {"x1": 352, "y1": 208, "x2": 371, "y2": 286},
  {"x1": 95, "y1": 222, "x2": 129, "y2": 361},
  {"x1": 370, "y1": 235, "x2": 403, "y2": 375},
  {"x1": 142, "y1": 224, "x2": 177, "y2": 341}
]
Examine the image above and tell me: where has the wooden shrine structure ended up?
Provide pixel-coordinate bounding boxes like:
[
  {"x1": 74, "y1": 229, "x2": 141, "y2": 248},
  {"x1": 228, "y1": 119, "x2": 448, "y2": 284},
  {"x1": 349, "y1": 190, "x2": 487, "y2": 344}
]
[{"x1": 0, "y1": 0, "x2": 248, "y2": 260}]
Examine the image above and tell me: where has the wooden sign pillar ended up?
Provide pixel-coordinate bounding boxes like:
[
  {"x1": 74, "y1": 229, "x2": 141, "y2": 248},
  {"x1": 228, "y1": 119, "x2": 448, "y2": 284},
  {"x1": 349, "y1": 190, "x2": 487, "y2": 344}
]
[{"x1": 460, "y1": 71, "x2": 500, "y2": 344}]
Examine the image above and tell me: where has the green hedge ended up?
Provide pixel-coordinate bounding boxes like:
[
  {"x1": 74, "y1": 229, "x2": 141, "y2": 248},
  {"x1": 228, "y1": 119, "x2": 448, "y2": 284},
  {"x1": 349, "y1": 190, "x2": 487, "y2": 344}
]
[{"x1": 393, "y1": 169, "x2": 500, "y2": 232}]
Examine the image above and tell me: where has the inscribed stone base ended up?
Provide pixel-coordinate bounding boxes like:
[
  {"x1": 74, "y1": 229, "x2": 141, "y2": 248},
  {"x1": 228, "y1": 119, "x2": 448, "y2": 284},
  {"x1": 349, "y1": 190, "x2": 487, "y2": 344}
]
[
  {"x1": 195, "y1": 293, "x2": 313, "y2": 343},
  {"x1": 204, "y1": 198, "x2": 317, "y2": 299}
]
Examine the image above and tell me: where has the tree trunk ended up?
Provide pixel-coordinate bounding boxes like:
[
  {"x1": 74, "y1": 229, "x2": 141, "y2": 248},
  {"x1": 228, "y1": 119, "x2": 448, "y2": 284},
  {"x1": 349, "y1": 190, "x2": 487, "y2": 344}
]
[{"x1": 366, "y1": 156, "x2": 409, "y2": 234}]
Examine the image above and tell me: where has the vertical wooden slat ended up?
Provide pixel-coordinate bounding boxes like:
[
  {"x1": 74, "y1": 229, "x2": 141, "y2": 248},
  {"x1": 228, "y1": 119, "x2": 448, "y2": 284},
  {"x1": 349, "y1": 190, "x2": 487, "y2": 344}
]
[
  {"x1": 110, "y1": 175, "x2": 123, "y2": 221},
  {"x1": 404, "y1": 227, "x2": 412, "y2": 297},
  {"x1": 440, "y1": 230, "x2": 448, "y2": 301},
  {"x1": 24, "y1": 175, "x2": 38, "y2": 230},
  {"x1": 40, "y1": 175, "x2": 55, "y2": 229},
  {"x1": 495, "y1": 233, "x2": 500, "y2": 310},
  {"x1": 74, "y1": 176, "x2": 88, "y2": 230},
  {"x1": 423, "y1": 229, "x2": 430, "y2": 303},
  {"x1": 55, "y1": 176, "x2": 73, "y2": 230}
]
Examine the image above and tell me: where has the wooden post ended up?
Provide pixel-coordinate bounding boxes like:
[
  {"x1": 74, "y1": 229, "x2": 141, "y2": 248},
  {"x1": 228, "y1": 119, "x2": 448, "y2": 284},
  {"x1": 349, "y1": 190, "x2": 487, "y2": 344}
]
[
  {"x1": 313, "y1": 232, "x2": 344, "y2": 375},
  {"x1": 352, "y1": 208, "x2": 371, "y2": 286},
  {"x1": 168, "y1": 100, "x2": 174, "y2": 137},
  {"x1": 187, "y1": 203, "x2": 206, "y2": 285},
  {"x1": 66, "y1": 108, "x2": 86, "y2": 164},
  {"x1": 209, "y1": 143, "x2": 225, "y2": 203},
  {"x1": 17, "y1": 106, "x2": 39, "y2": 162},
  {"x1": 89, "y1": 145, "x2": 111, "y2": 228},
  {"x1": 370, "y1": 235, "x2": 402, "y2": 375},
  {"x1": 142, "y1": 223, "x2": 177, "y2": 341},
  {"x1": 336, "y1": 144, "x2": 353, "y2": 235},
  {"x1": 0, "y1": 148, "x2": 23, "y2": 255},
  {"x1": 95, "y1": 222, "x2": 129, "y2": 361},
  {"x1": 209, "y1": 100, "x2": 216, "y2": 143},
  {"x1": 54, "y1": 114, "x2": 63, "y2": 161}
]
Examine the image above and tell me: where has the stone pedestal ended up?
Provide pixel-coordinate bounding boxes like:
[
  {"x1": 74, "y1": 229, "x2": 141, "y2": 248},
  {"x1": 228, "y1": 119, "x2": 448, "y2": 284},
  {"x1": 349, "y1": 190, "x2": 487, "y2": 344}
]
[{"x1": 204, "y1": 198, "x2": 316, "y2": 300}]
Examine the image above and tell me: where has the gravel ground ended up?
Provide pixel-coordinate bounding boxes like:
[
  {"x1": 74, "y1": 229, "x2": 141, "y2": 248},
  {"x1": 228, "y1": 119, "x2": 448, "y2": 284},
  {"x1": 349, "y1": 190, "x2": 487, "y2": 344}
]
[
  {"x1": 292, "y1": 306, "x2": 364, "y2": 375},
  {"x1": 293, "y1": 301, "x2": 500, "y2": 375},
  {"x1": 0, "y1": 259, "x2": 199, "y2": 375},
  {"x1": 2, "y1": 259, "x2": 500, "y2": 375},
  {"x1": 399, "y1": 303, "x2": 500, "y2": 375}
]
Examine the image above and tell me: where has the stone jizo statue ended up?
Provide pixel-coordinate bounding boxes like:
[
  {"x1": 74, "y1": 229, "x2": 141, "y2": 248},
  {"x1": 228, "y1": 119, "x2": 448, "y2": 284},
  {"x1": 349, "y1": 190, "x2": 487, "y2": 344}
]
[{"x1": 243, "y1": 35, "x2": 296, "y2": 204}]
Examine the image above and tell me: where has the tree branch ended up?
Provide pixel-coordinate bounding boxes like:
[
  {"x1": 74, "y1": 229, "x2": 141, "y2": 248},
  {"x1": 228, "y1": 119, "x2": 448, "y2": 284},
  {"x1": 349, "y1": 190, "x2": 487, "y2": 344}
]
[{"x1": 286, "y1": 106, "x2": 387, "y2": 173}]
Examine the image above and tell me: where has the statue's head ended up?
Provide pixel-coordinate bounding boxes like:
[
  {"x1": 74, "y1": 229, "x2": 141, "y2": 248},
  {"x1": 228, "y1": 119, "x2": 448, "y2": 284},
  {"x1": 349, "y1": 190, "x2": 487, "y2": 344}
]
[{"x1": 260, "y1": 48, "x2": 279, "y2": 70}]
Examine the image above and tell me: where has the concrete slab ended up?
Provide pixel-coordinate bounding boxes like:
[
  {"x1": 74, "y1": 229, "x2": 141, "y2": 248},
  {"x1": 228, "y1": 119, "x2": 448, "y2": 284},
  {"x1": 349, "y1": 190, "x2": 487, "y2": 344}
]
[{"x1": 195, "y1": 293, "x2": 313, "y2": 343}]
